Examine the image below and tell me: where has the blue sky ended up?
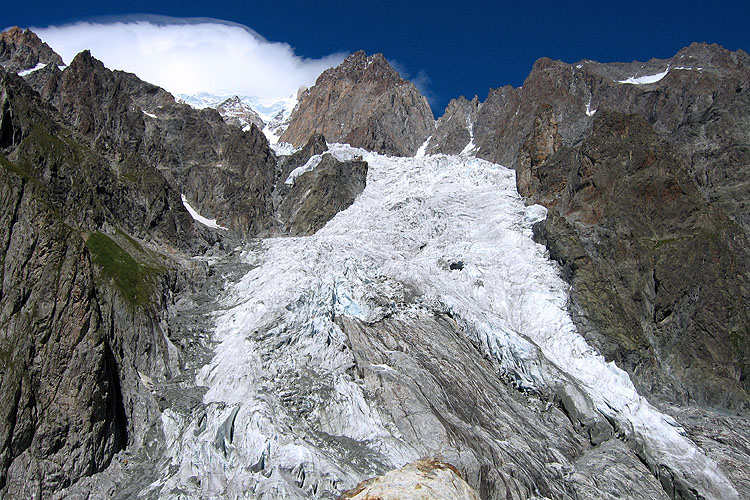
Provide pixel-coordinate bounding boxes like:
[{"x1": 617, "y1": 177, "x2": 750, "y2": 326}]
[{"x1": 3, "y1": 0, "x2": 749, "y2": 115}]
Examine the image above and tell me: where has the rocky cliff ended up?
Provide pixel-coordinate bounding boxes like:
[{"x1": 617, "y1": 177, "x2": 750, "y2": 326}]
[
  {"x1": 281, "y1": 51, "x2": 435, "y2": 156},
  {"x1": 0, "y1": 65, "x2": 195, "y2": 496}
]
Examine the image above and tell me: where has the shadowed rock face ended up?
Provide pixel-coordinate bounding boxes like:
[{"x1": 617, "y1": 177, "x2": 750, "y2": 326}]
[
  {"x1": 530, "y1": 111, "x2": 750, "y2": 408},
  {"x1": 426, "y1": 95, "x2": 480, "y2": 155},
  {"x1": 0, "y1": 67, "x2": 194, "y2": 497},
  {"x1": 20, "y1": 48, "x2": 278, "y2": 238},
  {"x1": 281, "y1": 51, "x2": 435, "y2": 156},
  {"x1": 276, "y1": 153, "x2": 368, "y2": 236}
]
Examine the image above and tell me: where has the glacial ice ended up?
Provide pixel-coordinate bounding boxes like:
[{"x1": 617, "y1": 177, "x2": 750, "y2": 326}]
[{"x1": 156, "y1": 147, "x2": 737, "y2": 499}]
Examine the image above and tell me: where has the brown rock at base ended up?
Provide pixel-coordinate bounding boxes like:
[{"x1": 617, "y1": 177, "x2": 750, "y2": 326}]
[{"x1": 339, "y1": 459, "x2": 480, "y2": 500}]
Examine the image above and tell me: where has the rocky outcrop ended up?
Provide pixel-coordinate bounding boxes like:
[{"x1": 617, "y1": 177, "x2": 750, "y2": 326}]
[
  {"x1": 530, "y1": 111, "x2": 750, "y2": 408},
  {"x1": 0, "y1": 27, "x2": 63, "y2": 74},
  {"x1": 424, "y1": 95, "x2": 479, "y2": 155},
  {"x1": 0, "y1": 67, "x2": 195, "y2": 497},
  {"x1": 339, "y1": 459, "x2": 481, "y2": 500},
  {"x1": 281, "y1": 51, "x2": 434, "y2": 156},
  {"x1": 276, "y1": 152, "x2": 367, "y2": 236},
  {"x1": 270, "y1": 133, "x2": 368, "y2": 236}
]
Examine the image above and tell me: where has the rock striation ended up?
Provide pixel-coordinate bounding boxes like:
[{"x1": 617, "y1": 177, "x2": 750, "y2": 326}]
[{"x1": 281, "y1": 51, "x2": 435, "y2": 156}]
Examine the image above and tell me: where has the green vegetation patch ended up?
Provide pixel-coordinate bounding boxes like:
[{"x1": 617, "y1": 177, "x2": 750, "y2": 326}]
[{"x1": 85, "y1": 232, "x2": 161, "y2": 306}]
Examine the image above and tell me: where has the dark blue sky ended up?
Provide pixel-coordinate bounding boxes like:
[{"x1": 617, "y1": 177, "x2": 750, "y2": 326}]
[{"x1": 4, "y1": 0, "x2": 749, "y2": 115}]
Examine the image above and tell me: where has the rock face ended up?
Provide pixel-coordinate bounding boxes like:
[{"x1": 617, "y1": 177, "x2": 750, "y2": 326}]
[
  {"x1": 0, "y1": 66, "x2": 193, "y2": 497},
  {"x1": 339, "y1": 459, "x2": 481, "y2": 500},
  {"x1": 530, "y1": 111, "x2": 750, "y2": 408},
  {"x1": 271, "y1": 132, "x2": 369, "y2": 236},
  {"x1": 425, "y1": 95, "x2": 480, "y2": 155},
  {"x1": 39, "y1": 50, "x2": 278, "y2": 238},
  {"x1": 276, "y1": 152, "x2": 368, "y2": 236},
  {"x1": 281, "y1": 51, "x2": 435, "y2": 156},
  {"x1": 431, "y1": 43, "x2": 750, "y2": 233}
]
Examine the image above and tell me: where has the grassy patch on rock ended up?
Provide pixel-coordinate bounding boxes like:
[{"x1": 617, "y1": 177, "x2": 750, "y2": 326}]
[{"x1": 85, "y1": 232, "x2": 162, "y2": 306}]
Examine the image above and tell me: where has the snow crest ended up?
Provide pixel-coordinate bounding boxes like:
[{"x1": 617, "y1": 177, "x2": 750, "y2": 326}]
[
  {"x1": 157, "y1": 147, "x2": 736, "y2": 499},
  {"x1": 619, "y1": 67, "x2": 670, "y2": 85}
]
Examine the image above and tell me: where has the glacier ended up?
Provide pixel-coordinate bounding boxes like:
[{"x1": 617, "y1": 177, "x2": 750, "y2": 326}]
[{"x1": 147, "y1": 146, "x2": 736, "y2": 499}]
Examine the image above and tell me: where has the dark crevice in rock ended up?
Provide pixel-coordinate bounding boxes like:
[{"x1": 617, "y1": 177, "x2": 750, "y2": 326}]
[{"x1": 103, "y1": 341, "x2": 128, "y2": 463}]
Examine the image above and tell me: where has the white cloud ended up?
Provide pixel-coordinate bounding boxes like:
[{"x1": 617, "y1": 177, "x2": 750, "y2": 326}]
[{"x1": 32, "y1": 16, "x2": 346, "y2": 99}]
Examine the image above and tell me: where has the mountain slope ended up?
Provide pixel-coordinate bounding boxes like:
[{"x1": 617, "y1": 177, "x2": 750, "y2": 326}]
[{"x1": 0, "y1": 65, "x2": 195, "y2": 497}]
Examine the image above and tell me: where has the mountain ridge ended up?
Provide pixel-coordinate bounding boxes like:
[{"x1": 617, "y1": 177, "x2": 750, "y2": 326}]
[{"x1": 1, "y1": 26, "x2": 749, "y2": 500}]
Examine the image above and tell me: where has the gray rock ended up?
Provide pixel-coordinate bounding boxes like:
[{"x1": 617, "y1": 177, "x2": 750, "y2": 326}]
[
  {"x1": 529, "y1": 111, "x2": 750, "y2": 409},
  {"x1": 0, "y1": 67, "x2": 191, "y2": 497},
  {"x1": 275, "y1": 152, "x2": 368, "y2": 236},
  {"x1": 425, "y1": 95, "x2": 480, "y2": 155}
]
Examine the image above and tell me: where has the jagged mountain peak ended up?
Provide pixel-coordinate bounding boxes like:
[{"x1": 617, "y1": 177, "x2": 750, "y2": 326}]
[
  {"x1": 281, "y1": 49, "x2": 434, "y2": 156},
  {"x1": 316, "y1": 50, "x2": 403, "y2": 86},
  {"x1": 0, "y1": 26, "x2": 64, "y2": 73}
]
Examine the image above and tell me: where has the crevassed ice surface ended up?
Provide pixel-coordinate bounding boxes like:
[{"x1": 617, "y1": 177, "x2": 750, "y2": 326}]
[{"x1": 154, "y1": 145, "x2": 736, "y2": 499}]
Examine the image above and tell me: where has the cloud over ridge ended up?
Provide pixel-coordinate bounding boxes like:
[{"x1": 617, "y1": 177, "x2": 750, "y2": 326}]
[{"x1": 32, "y1": 16, "x2": 347, "y2": 99}]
